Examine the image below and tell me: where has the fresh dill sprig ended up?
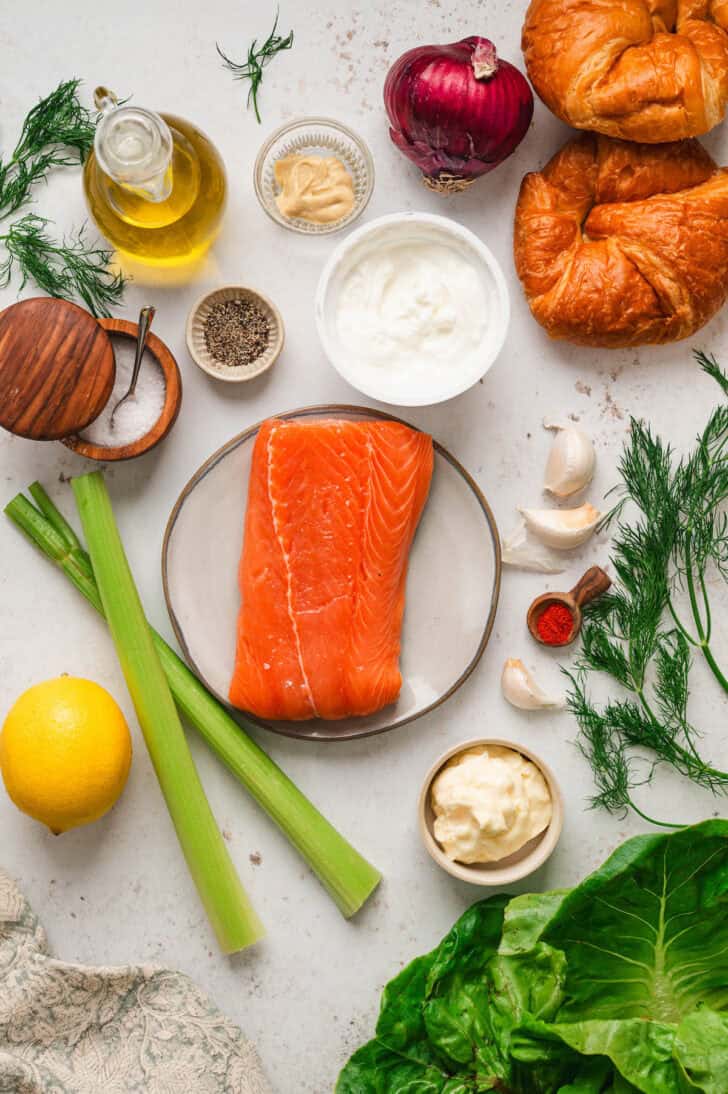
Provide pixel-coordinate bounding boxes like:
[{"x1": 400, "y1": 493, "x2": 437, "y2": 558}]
[
  {"x1": 0, "y1": 214, "x2": 126, "y2": 318},
  {"x1": 217, "y1": 10, "x2": 294, "y2": 123},
  {"x1": 0, "y1": 80, "x2": 96, "y2": 218},
  {"x1": 0, "y1": 82, "x2": 127, "y2": 314},
  {"x1": 696, "y1": 349, "x2": 728, "y2": 397},
  {"x1": 567, "y1": 353, "x2": 728, "y2": 826},
  {"x1": 665, "y1": 355, "x2": 728, "y2": 687},
  {"x1": 567, "y1": 674, "x2": 680, "y2": 827}
]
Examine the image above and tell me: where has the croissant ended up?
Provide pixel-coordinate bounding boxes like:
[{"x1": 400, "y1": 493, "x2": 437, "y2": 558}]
[
  {"x1": 522, "y1": 0, "x2": 728, "y2": 142},
  {"x1": 513, "y1": 134, "x2": 728, "y2": 347}
]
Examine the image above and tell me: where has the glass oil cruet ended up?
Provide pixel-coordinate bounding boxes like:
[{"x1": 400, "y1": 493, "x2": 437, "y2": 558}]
[{"x1": 83, "y1": 87, "x2": 227, "y2": 269}]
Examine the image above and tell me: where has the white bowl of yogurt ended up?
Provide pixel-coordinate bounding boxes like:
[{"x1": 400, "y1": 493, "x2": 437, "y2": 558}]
[{"x1": 315, "y1": 212, "x2": 510, "y2": 406}]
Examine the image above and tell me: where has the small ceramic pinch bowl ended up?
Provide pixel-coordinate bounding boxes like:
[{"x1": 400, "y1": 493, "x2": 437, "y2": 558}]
[
  {"x1": 418, "y1": 737, "x2": 564, "y2": 886},
  {"x1": 63, "y1": 317, "x2": 182, "y2": 462},
  {"x1": 254, "y1": 116, "x2": 374, "y2": 235},
  {"x1": 186, "y1": 286, "x2": 284, "y2": 383}
]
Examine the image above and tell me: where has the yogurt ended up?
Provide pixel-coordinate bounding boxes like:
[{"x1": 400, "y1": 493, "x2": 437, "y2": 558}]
[
  {"x1": 337, "y1": 238, "x2": 487, "y2": 371},
  {"x1": 318, "y1": 214, "x2": 509, "y2": 406}
]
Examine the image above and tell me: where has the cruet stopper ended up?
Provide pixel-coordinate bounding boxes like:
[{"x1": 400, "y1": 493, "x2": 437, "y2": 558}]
[{"x1": 93, "y1": 86, "x2": 173, "y2": 202}]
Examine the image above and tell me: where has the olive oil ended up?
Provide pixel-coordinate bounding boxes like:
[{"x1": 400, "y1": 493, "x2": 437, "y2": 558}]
[{"x1": 84, "y1": 89, "x2": 226, "y2": 268}]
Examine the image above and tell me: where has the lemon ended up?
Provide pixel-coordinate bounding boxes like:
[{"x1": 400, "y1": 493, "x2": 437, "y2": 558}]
[{"x1": 0, "y1": 676, "x2": 132, "y2": 833}]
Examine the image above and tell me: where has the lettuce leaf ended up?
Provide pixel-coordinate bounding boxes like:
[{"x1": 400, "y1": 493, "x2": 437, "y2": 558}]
[
  {"x1": 527, "y1": 821, "x2": 728, "y2": 1090},
  {"x1": 337, "y1": 822, "x2": 728, "y2": 1093},
  {"x1": 513, "y1": 1018, "x2": 679, "y2": 1094},
  {"x1": 673, "y1": 1007, "x2": 728, "y2": 1093},
  {"x1": 338, "y1": 896, "x2": 509, "y2": 1093},
  {"x1": 537, "y1": 820, "x2": 728, "y2": 1025}
]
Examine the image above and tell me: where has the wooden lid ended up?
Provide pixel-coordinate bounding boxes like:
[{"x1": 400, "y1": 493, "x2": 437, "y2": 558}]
[{"x1": 0, "y1": 297, "x2": 115, "y2": 440}]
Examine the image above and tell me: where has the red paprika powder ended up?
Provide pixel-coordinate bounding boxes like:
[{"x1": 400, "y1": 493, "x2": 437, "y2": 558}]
[{"x1": 536, "y1": 602, "x2": 574, "y2": 645}]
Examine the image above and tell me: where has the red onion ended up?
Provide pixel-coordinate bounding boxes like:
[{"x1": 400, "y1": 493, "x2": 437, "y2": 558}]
[{"x1": 384, "y1": 37, "x2": 534, "y2": 193}]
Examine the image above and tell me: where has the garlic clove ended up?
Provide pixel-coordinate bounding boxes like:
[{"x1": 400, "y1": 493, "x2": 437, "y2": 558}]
[
  {"x1": 502, "y1": 520, "x2": 566, "y2": 573},
  {"x1": 501, "y1": 658, "x2": 565, "y2": 711},
  {"x1": 518, "y1": 502, "x2": 602, "y2": 550},
  {"x1": 543, "y1": 422, "x2": 595, "y2": 498}
]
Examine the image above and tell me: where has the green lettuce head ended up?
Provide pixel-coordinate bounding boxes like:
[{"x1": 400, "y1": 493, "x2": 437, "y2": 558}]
[{"x1": 337, "y1": 820, "x2": 728, "y2": 1093}]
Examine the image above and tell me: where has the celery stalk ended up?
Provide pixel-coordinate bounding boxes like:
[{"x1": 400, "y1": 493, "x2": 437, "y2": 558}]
[
  {"x1": 71, "y1": 471, "x2": 264, "y2": 953},
  {"x1": 5, "y1": 486, "x2": 381, "y2": 919}
]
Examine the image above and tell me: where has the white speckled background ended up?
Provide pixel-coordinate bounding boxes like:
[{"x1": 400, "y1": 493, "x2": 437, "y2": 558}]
[{"x1": 1, "y1": 2, "x2": 727, "y2": 1091}]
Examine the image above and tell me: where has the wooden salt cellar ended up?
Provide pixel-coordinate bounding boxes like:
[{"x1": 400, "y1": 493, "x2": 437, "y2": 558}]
[
  {"x1": 0, "y1": 297, "x2": 115, "y2": 440},
  {"x1": 63, "y1": 317, "x2": 182, "y2": 462}
]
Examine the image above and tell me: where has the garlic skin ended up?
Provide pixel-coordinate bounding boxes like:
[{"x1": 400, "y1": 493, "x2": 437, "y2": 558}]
[
  {"x1": 501, "y1": 658, "x2": 564, "y2": 710},
  {"x1": 544, "y1": 423, "x2": 595, "y2": 498},
  {"x1": 518, "y1": 503, "x2": 601, "y2": 550},
  {"x1": 502, "y1": 520, "x2": 565, "y2": 573}
]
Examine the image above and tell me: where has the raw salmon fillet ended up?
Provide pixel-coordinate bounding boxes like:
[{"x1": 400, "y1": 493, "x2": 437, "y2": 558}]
[{"x1": 229, "y1": 418, "x2": 434, "y2": 720}]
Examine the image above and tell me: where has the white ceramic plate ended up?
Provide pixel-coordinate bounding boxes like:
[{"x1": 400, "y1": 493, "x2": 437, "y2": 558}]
[{"x1": 162, "y1": 406, "x2": 501, "y2": 742}]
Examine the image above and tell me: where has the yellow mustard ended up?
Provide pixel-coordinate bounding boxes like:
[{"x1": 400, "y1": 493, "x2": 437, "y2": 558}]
[{"x1": 274, "y1": 154, "x2": 355, "y2": 224}]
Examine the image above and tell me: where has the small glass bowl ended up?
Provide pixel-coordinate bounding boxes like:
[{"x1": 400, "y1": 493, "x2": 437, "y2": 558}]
[{"x1": 253, "y1": 117, "x2": 375, "y2": 235}]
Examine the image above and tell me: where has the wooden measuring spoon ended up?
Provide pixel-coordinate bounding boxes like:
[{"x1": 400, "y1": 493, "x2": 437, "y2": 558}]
[{"x1": 527, "y1": 566, "x2": 611, "y2": 647}]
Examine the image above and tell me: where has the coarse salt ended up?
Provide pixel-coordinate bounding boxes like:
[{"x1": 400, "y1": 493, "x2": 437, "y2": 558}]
[{"x1": 80, "y1": 336, "x2": 166, "y2": 448}]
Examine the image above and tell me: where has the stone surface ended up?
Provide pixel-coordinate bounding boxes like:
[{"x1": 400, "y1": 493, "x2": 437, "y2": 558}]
[{"x1": 1, "y1": 1, "x2": 727, "y2": 1091}]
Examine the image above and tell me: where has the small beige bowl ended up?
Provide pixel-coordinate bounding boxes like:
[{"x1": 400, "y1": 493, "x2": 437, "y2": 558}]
[
  {"x1": 418, "y1": 738, "x2": 564, "y2": 886},
  {"x1": 185, "y1": 286, "x2": 284, "y2": 383}
]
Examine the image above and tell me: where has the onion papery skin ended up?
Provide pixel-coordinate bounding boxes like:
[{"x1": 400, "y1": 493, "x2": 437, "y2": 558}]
[{"x1": 384, "y1": 36, "x2": 534, "y2": 193}]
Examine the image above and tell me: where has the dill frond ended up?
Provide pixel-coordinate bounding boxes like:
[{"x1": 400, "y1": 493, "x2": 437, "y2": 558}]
[
  {"x1": 567, "y1": 355, "x2": 728, "y2": 826},
  {"x1": 577, "y1": 620, "x2": 632, "y2": 689},
  {"x1": 0, "y1": 80, "x2": 96, "y2": 218},
  {"x1": 653, "y1": 631, "x2": 691, "y2": 731},
  {"x1": 567, "y1": 673, "x2": 644, "y2": 816},
  {"x1": 695, "y1": 349, "x2": 728, "y2": 396},
  {"x1": 0, "y1": 214, "x2": 126, "y2": 318},
  {"x1": 0, "y1": 83, "x2": 126, "y2": 314},
  {"x1": 217, "y1": 10, "x2": 294, "y2": 123}
]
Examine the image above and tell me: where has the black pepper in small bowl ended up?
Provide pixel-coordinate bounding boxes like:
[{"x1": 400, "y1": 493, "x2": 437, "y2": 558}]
[
  {"x1": 186, "y1": 286, "x2": 285, "y2": 383},
  {"x1": 203, "y1": 298, "x2": 270, "y2": 369}
]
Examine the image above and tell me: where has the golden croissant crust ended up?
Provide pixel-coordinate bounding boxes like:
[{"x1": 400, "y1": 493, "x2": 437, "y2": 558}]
[
  {"x1": 514, "y1": 134, "x2": 728, "y2": 347},
  {"x1": 522, "y1": 0, "x2": 728, "y2": 142}
]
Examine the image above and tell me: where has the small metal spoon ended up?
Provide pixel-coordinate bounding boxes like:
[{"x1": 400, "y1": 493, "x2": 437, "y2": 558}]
[{"x1": 110, "y1": 305, "x2": 155, "y2": 427}]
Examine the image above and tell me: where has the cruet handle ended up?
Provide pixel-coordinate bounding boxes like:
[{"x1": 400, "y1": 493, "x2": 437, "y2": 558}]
[{"x1": 94, "y1": 86, "x2": 119, "y2": 115}]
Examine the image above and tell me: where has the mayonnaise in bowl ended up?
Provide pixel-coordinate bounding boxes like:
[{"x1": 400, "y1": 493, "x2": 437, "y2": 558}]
[
  {"x1": 315, "y1": 213, "x2": 510, "y2": 406},
  {"x1": 418, "y1": 737, "x2": 564, "y2": 887},
  {"x1": 430, "y1": 744, "x2": 552, "y2": 865}
]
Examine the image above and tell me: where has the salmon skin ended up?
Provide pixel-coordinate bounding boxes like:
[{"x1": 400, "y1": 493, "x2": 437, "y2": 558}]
[{"x1": 229, "y1": 418, "x2": 434, "y2": 721}]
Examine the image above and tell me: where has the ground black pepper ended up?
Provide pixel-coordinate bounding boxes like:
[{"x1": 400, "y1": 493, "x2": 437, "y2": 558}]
[{"x1": 203, "y1": 298, "x2": 271, "y2": 368}]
